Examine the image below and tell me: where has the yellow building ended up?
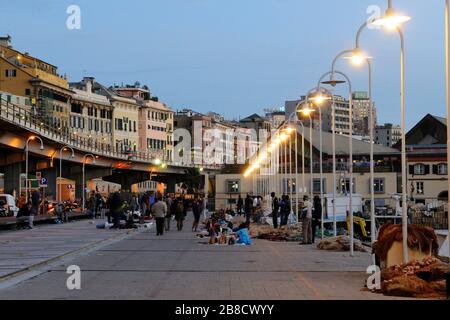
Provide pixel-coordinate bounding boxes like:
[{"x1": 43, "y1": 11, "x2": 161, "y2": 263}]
[
  {"x1": 0, "y1": 36, "x2": 72, "y2": 131},
  {"x1": 111, "y1": 95, "x2": 140, "y2": 154}
]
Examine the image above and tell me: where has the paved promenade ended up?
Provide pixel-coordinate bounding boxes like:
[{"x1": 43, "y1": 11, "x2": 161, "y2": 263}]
[
  {"x1": 0, "y1": 217, "x2": 404, "y2": 300},
  {"x1": 0, "y1": 220, "x2": 139, "y2": 279}
]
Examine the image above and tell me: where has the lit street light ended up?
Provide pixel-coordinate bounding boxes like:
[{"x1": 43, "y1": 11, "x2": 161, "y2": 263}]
[
  {"x1": 328, "y1": 45, "x2": 375, "y2": 260},
  {"x1": 299, "y1": 106, "x2": 315, "y2": 202},
  {"x1": 356, "y1": 0, "x2": 410, "y2": 263},
  {"x1": 24, "y1": 136, "x2": 44, "y2": 202},
  {"x1": 59, "y1": 146, "x2": 75, "y2": 204},
  {"x1": 82, "y1": 154, "x2": 96, "y2": 215},
  {"x1": 319, "y1": 70, "x2": 355, "y2": 256}
]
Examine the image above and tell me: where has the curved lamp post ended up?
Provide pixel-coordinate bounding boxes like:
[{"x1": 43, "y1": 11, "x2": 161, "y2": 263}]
[
  {"x1": 284, "y1": 115, "x2": 306, "y2": 216},
  {"x1": 82, "y1": 154, "x2": 96, "y2": 214},
  {"x1": 316, "y1": 70, "x2": 355, "y2": 256},
  {"x1": 25, "y1": 136, "x2": 44, "y2": 202},
  {"x1": 355, "y1": 0, "x2": 410, "y2": 263},
  {"x1": 59, "y1": 146, "x2": 75, "y2": 203}
]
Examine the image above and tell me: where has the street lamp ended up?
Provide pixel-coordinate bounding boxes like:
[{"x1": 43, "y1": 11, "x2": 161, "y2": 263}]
[
  {"x1": 82, "y1": 154, "x2": 96, "y2": 214},
  {"x1": 59, "y1": 146, "x2": 75, "y2": 203},
  {"x1": 356, "y1": 0, "x2": 410, "y2": 263},
  {"x1": 318, "y1": 70, "x2": 355, "y2": 256},
  {"x1": 328, "y1": 45, "x2": 375, "y2": 259},
  {"x1": 286, "y1": 112, "x2": 306, "y2": 217},
  {"x1": 25, "y1": 136, "x2": 44, "y2": 202},
  {"x1": 371, "y1": 0, "x2": 411, "y2": 30},
  {"x1": 308, "y1": 89, "x2": 332, "y2": 239},
  {"x1": 299, "y1": 106, "x2": 315, "y2": 202}
]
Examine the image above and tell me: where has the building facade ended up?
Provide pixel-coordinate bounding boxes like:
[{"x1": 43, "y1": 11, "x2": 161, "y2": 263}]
[
  {"x1": 69, "y1": 77, "x2": 113, "y2": 147},
  {"x1": 352, "y1": 91, "x2": 377, "y2": 136},
  {"x1": 398, "y1": 114, "x2": 448, "y2": 205},
  {"x1": 0, "y1": 36, "x2": 72, "y2": 132},
  {"x1": 285, "y1": 95, "x2": 352, "y2": 135},
  {"x1": 375, "y1": 123, "x2": 401, "y2": 147}
]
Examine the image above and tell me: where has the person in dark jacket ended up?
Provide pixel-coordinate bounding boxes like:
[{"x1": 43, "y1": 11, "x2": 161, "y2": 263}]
[
  {"x1": 271, "y1": 192, "x2": 280, "y2": 229},
  {"x1": 192, "y1": 197, "x2": 203, "y2": 232},
  {"x1": 174, "y1": 197, "x2": 185, "y2": 231},
  {"x1": 280, "y1": 195, "x2": 291, "y2": 227},
  {"x1": 108, "y1": 192, "x2": 123, "y2": 229},
  {"x1": 312, "y1": 195, "x2": 322, "y2": 243},
  {"x1": 244, "y1": 194, "x2": 253, "y2": 224},
  {"x1": 30, "y1": 190, "x2": 40, "y2": 229},
  {"x1": 236, "y1": 195, "x2": 244, "y2": 215}
]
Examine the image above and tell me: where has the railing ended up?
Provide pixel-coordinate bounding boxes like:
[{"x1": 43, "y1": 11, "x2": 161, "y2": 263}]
[{"x1": 0, "y1": 98, "x2": 222, "y2": 169}]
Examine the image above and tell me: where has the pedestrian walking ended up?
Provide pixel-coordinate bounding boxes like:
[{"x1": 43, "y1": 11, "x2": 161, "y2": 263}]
[
  {"x1": 165, "y1": 195, "x2": 173, "y2": 231},
  {"x1": 192, "y1": 197, "x2": 203, "y2": 232},
  {"x1": 30, "y1": 189, "x2": 40, "y2": 229},
  {"x1": 88, "y1": 191, "x2": 96, "y2": 218},
  {"x1": 139, "y1": 193, "x2": 147, "y2": 216},
  {"x1": 131, "y1": 194, "x2": 139, "y2": 213},
  {"x1": 174, "y1": 197, "x2": 185, "y2": 231},
  {"x1": 271, "y1": 192, "x2": 280, "y2": 229},
  {"x1": 152, "y1": 196, "x2": 167, "y2": 236},
  {"x1": 301, "y1": 195, "x2": 313, "y2": 244},
  {"x1": 312, "y1": 195, "x2": 322, "y2": 243}
]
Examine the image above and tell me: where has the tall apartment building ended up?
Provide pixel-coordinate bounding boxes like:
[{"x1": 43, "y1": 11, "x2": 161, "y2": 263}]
[
  {"x1": 285, "y1": 95, "x2": 351, "y2": 135},
  {"x1": 375, "y1": 123, "x2": 401, "y2": 147},
  {"x1": 352, "y1": 91, "x2": 377, "y2": 136}
]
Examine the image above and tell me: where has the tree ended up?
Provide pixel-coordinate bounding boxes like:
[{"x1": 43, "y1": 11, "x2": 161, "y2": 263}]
[{"x1": 177, "y1": 168, "x2": 203, "y2": 193}]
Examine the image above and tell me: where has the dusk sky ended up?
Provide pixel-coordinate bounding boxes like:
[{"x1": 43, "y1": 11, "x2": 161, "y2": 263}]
[{"x1": 0, "y1": 0, "x2": 447, "y2": 128}]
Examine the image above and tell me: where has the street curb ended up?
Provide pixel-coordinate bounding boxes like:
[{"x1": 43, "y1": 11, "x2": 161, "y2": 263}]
[{"x1": 0, "y1": 224, "x2": 153, "y2": 284}]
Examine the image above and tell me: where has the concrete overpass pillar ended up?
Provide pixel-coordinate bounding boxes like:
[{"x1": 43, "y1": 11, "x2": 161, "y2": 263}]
[
  {"x1": 165, "y1": 175, "x2": 178, "y2": 194},
  {"x1": 2, "y1": 162, "x2": 22, "y2": 196}
]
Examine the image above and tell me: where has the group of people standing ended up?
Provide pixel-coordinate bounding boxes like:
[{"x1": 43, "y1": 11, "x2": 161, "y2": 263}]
[
  {"x1": 236, "y1": 194, "x2": 264, "y2": 224},
  {"x1": 270, "y1": 192, "x2": 322, "y2": 245},
  {"x1": 146, "y1": 194, "x2": 206, "y2": 236}
]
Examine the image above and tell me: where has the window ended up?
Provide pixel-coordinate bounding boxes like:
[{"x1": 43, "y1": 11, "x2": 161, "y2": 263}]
[
  {"x1": 341, "y1": 178, "x2": 356, "y2": 193},
  {"x1": 412, "y1": 164, "x2": 428, "y2": 175},
  {"x1": 117, "y1": 119, "x2": 123, "y2": 131},
  {"x1": 25, "y1": 89, "x2": 31, "y2": 96},
  {"x1": 373, "y1": 178, "x2": 385, "y2": 194},
  {"x1": 5, "y1": 69, "x2": 16, "y2": 77},
  {"x1": 313, "y1": 178, "x2": 326, "y2": 193},
  {"x1": 435, "y1": 163, "x2": 448, "y2": 175},
  {"x1": 416, "y1": 182, "x2": 425, "y2": 195},
  {"x1": 226, "y1": 180, "x2": 240, "y2": 193}
]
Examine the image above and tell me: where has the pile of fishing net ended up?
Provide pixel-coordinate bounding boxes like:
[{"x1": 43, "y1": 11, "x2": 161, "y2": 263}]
[
  {"x1": 249, "y1": 224, "x2": 302, "y2": 242},
  {"x1": 379, "y1": 256, "x2": 448, "y2": 298},
  {"x1": 317, "y1": 236, "x2": 368, "y2": 252},
  {"x1": 372, "y1": 224, "x2": 439, "y2": 263}
]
